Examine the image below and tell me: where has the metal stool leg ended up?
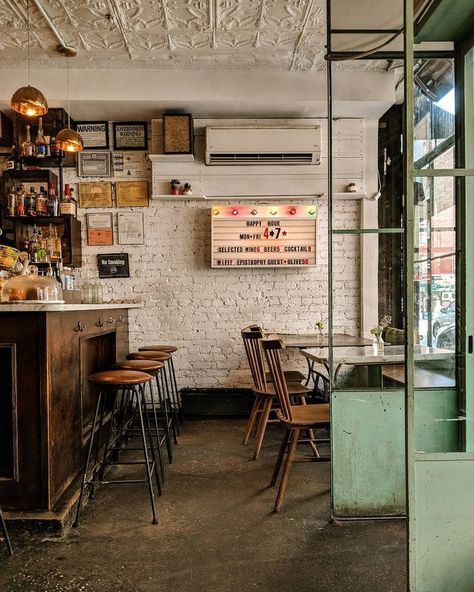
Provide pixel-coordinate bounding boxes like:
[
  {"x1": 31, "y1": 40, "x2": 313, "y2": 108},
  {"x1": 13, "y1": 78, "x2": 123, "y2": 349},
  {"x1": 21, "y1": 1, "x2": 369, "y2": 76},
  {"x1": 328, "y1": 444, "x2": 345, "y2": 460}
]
[
  {"x1": 139, "y1": 384, "x2": 162, "y2": 496},
  {"x1": 162, "y1": 365, "x2": 179, "y2": 441},
  {"x1": 155, "y1": 373, "x2": 173, "y2": 464},
  {"x1": 74, "y1": 389, "x2": 104, "y2": 527},
  {"x1": 135, "y1": 387, "x2": 159, "y2": 525},
  {"x1": 168, "y1": 357, "x2": 183, "y2": 423},
  {"x1": 0, "y1": 506, "x2": 13, "y2": 556},
  {"x1": 147, "y1": 378, "x2": 166, "y2": 483}
]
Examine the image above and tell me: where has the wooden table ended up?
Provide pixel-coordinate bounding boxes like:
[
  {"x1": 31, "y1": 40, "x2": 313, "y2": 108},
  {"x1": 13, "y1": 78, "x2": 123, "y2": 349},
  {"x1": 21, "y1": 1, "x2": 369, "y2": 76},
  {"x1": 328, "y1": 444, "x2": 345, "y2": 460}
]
[
  {"x1": 277, "y1": 333, "x2": 372, "y2": 349},
  {"x1": 275, "y1": 333, "x2": 372, "y2": 388},
  {"x1": 301, "y1": 345, "x2": 455, "y2": 387}
]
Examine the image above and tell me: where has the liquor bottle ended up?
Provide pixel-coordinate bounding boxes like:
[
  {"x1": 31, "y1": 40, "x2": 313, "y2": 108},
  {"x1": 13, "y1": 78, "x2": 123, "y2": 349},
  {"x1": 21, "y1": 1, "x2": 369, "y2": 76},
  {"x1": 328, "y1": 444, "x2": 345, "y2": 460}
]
[
  {"x1": 35, "y1": 117, "x2": 47, "y2": 158},
  {"x1": 21, "y1": 124, "x2": 35, "y2": 157},
  {"x1": 27, "y1": 186, "x2": 37, "y2": 216},
  {"x1": 6, "y1": 185, "x2": 16, "y2": 217},
  {"x1": 6, "y1": 145, "x2": 19, "y2": 170},
  {"x1": 50, "y1": 136, "x2": 60, "y2": 158},
  {"x1": 36, "y1": 227, "x2": 48, "y2": 263},
  {"x1": 47, "y1": 183, "x2": 59, "y2": 216},
  {"x1": 36, "y1": 186, "x2": 48, "y2": 216},
  {"x1": 46, "y1": 223, "x2": 61, "y2": 262},
  {"x1": 15, "y1": 185, "x2": 26, "y2": 216},
  {"x1": 59, "y1": 184, "x2": 76, "y2": 216},
  {"x1": 29, "y1": 225, "x2": 39, "y2": 262}
]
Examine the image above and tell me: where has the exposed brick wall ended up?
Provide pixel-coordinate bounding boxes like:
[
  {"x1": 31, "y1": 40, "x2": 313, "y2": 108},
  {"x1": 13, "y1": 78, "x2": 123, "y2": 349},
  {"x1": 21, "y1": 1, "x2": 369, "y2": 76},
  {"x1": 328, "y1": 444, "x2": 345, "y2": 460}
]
[{"x1": 68, "y1": 193, "x2": 360, "y2": 388}]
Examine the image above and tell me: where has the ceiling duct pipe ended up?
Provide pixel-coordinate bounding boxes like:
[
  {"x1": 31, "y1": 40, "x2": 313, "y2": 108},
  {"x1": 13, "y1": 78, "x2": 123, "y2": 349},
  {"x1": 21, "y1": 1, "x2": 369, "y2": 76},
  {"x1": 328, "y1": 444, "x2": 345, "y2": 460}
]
[{"x1": 32, "y1": 0, "x2": 77, "y2": 57}]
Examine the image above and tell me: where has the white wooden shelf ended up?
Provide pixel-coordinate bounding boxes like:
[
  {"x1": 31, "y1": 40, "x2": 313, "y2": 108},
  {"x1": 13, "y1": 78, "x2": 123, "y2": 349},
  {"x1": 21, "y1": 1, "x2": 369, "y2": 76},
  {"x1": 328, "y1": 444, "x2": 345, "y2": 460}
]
[
  {"x1": 151, "y1": 193, "x2": 368, "y2": 201},
  {"x1": 151, "y1": 194, "x2": 207, "y2": 200},
  {"x1": 149, "y1": 154, "x2": 195, "y2": 163}
]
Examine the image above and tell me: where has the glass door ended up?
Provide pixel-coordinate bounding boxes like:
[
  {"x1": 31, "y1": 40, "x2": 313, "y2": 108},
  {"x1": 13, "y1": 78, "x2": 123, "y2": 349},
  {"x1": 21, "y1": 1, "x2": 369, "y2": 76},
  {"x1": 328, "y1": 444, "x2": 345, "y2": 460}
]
[{"x1": 406, "y1": 5, "x2": 474, "y2": 587}]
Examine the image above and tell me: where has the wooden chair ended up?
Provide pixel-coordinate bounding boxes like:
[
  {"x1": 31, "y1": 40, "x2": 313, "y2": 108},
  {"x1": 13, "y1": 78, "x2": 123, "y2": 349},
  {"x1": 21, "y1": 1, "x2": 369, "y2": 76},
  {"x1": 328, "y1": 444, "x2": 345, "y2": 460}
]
[
  {"x1": 241, "y1": 327, "x2": 311, "y2": 460},
  {"x1": 0, "y1": 505, "x2": 13, "y2": 555},
  {"x1": 245, "y1": 325, "x2": 305, "y2": 384},
  {"x1": 261, "y1": 337, "x2": 330, "y2": 512}
]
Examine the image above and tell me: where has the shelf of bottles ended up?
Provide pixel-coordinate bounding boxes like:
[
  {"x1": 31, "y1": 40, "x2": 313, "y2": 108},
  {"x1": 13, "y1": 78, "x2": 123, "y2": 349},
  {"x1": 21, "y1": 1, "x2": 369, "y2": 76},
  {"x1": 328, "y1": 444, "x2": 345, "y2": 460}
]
[
  {"x1": 3, "y1": 183, "x2": 81, "y2": 269},
  {"x1": 13, "y1": 108, "x2": 76, "y2": 169}
]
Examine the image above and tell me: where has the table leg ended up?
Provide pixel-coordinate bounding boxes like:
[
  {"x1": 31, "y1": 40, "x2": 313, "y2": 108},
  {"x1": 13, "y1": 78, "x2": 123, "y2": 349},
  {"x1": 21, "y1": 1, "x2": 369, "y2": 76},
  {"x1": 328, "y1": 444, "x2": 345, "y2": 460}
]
[{"x1": 367, "y1": 365, "x2": 383, "y2": 387}]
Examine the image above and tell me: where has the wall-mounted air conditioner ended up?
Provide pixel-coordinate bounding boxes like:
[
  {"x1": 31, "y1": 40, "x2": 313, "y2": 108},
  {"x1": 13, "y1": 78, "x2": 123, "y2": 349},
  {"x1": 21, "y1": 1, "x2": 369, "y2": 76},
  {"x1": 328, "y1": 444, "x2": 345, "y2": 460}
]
[{"x1": 205, "y1": 126, "x2": 321, "y2": 166}]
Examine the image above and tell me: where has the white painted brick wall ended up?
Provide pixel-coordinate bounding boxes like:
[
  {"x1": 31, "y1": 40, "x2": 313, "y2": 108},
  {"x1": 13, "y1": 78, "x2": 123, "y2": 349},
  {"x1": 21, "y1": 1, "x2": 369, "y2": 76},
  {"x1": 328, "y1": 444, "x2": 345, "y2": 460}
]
[{"x1": 67, "y1": 195, "x2": 360, "y2": 389}]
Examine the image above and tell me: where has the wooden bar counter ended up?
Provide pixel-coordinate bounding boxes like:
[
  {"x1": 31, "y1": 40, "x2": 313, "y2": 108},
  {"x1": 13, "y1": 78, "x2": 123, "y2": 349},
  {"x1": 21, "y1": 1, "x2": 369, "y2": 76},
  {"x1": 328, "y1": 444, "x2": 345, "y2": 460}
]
[{"x1": 0, "y1": 303, "x2": 141, "y2": 526}]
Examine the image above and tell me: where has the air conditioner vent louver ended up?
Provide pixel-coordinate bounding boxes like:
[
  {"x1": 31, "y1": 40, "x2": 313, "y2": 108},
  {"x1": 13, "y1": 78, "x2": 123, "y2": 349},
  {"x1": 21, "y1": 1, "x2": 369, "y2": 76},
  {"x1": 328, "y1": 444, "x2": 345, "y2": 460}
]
[
  {"x1": 208, "y1": 153, "x2": 315, "y2": 165},
  {"x1": 205, "y1": 126, "x2": 321, "y2": 166}
]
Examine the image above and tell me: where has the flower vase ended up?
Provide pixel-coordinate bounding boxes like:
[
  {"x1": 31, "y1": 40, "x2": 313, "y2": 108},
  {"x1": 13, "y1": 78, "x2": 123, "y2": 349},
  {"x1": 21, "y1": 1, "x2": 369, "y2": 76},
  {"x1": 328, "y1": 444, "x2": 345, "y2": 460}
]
[{"x1": 372, "y1": 334, "x2": 385, "y2": 356}]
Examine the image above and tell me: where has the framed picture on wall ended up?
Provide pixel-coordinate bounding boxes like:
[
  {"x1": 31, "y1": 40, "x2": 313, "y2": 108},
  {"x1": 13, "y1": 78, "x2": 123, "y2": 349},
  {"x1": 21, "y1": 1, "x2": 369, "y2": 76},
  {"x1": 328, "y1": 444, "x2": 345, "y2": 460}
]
[
  {"x1": 78, "y1": 151, "x2": 112, "y2": 177},
  {"x1": 162, "y1": 113, "x2": 193, "y2": 154},
  {"x1": 117, "y1": 212, "x2": 144, "y2": 245},
  {"x1": 86, "y1": 213, "x2": 113, "y2": 246},
  {"x1": 75, "y1": 121, "x2": 109, "y2": 149},
  {"x1": 115, "y1": 181, "x2": 149, "y2": 207},
  {"x1": 98, "y1": 253, "x2": 130, "y2": 278},
  {"x1": 112, "y1": 122, "x2": 148, "y2": 151}
]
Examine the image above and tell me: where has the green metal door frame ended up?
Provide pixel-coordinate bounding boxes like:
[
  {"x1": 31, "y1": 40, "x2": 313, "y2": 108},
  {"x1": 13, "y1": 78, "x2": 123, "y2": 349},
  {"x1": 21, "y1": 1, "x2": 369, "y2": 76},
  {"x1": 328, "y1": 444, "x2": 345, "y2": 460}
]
[{"x1": 405, "y1": 1, "x2": 474, "y2": 589}]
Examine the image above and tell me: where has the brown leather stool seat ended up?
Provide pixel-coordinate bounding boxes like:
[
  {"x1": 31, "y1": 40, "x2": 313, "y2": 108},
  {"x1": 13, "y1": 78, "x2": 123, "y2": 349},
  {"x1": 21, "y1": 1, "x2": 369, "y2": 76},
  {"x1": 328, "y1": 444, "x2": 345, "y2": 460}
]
[
  {"x1": 127, "y1": 351, "x2": 171, "y2": 362},
  {"x1": 139, "y1": 345, "x2": 178, "y2": 353},
  {"x1": 89, "y1": 370, "x2": 152, "y2": 385},
  {"x1": 114, "y1": 359, "x2": 165, "y2": 372}
]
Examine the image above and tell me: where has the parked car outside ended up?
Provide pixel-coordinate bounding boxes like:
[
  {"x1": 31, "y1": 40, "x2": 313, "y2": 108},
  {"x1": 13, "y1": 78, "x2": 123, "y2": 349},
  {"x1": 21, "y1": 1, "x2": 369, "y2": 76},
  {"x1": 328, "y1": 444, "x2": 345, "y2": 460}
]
[
  {"x1": 432, "y1": 301, "x2": 455, "y2": 338},
  {"x1": 436, "y1": 323, "x2": 455, "y2": 350}
]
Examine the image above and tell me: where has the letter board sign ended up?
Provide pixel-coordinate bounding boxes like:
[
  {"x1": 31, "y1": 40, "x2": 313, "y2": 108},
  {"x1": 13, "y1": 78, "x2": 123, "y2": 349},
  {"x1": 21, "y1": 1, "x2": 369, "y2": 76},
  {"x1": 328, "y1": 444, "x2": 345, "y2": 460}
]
[{"x1": 211, "y1": 204, "x2": 317, "y2": 268}]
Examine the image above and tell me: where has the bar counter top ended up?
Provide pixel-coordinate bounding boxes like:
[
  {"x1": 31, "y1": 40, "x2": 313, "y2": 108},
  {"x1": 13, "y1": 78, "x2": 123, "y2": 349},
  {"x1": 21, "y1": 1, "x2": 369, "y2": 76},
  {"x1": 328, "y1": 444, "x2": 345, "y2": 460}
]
[{"x1": 0, "y1": 302, "x2": 142, "y2": 312}]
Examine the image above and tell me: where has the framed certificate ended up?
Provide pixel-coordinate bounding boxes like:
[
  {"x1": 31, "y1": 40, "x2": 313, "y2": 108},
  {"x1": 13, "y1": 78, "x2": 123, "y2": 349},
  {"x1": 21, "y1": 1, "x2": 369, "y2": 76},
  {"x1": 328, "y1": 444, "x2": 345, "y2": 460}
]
[
  {"x1": 113, "y1": 151, "x2": 149, "y2": 179},
  {"x1": 98, "y1": 253, "x2": 130, "y2": 279},
  {"x1": 113, "y1": 122, "x2": 148, "y2": 151},
  {"x1": 76, "y1": 121, "x2": 109, "y2": 149},
  {"x1": 78, "y1": 182, "x2": 113, "y2": 208},
  {"x1": 117, "y1": 212, "x2": 144, "y2": 245},
  {"x1": 115, "y1": 181, "x2": 149, "y2": 207},
  {"x1": 78, "y1": 151, "x2": 112, "y2": 177},
  {"x1": 162, "y1": 113, "x2": 193, "y2": 154},
  {"x1": 86, "y1": 213, "x2": 113, "y2": 246}
]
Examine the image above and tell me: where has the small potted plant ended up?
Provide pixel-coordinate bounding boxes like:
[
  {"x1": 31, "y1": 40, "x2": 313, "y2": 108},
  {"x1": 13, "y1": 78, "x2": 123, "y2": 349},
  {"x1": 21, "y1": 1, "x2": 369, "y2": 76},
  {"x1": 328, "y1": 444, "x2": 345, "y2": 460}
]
[
  {"x1": 170, "y1": 179, "x2": 181, "y2": 195},
  {"x1": 182, "y1": 183, "x2": 192, "y2": 196},
  {"x1": 370, "y1": 315, "x2": 392, "y2": 355},
  {"x1": 315, "y1": 319, "x2": 326, "y2": 336}
]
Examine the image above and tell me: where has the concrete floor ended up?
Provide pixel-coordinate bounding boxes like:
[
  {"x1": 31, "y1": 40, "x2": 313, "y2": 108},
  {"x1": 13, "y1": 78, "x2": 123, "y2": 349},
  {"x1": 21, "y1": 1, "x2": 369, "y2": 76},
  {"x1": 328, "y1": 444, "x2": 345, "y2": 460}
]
[{"x1": 0, "y1": 419, "x2": 406, "y2": 592}]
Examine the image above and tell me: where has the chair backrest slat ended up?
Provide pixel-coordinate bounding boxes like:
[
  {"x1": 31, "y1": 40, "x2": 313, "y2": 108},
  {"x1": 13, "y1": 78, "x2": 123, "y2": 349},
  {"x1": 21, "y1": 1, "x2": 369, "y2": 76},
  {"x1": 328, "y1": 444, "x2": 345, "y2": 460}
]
[
  {"x1": 241, "y1": 326, "x2": 267, "y2": 392},
  {"x1": 261, "y1": 338, "x2": 293, "y2": 422}
]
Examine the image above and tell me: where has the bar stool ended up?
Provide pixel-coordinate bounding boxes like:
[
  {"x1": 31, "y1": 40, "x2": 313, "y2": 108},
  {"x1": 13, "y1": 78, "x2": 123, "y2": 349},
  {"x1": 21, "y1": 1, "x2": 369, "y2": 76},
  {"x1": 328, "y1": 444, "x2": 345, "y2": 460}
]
[
  {"x1": 138, "y1": 345, "x2": 182, "y2": 421},
  {"x1": 0, "y1": 505, "x2": 13, "y2": 556},
  {"x1": 114, "y1": 358, "x2": 172, "y2": 471},
  {"x1": 127, "y1": 351, "x2": 180, "y2": 439},
  {"x1": 73, "y1": 370, "x2": 160, "y2": 527}
]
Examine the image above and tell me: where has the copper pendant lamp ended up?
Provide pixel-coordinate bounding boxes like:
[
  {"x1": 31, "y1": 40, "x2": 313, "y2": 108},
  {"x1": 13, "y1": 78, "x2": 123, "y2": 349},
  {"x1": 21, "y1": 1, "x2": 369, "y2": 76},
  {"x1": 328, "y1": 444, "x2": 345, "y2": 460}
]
[
  {"x1": 11, "y1": 0, "x2": 48, "y2": 117},
  {"x1": 55, "y1": 56, "x2": 83, "y2": 153}
]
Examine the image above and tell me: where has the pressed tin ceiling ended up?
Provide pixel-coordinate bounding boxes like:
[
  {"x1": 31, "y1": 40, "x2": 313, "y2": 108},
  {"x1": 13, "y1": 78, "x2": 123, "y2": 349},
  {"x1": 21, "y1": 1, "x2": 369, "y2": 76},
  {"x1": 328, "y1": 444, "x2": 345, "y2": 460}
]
[{"x1": 0, "y1": 0, "x2": 390, "y2": 71}]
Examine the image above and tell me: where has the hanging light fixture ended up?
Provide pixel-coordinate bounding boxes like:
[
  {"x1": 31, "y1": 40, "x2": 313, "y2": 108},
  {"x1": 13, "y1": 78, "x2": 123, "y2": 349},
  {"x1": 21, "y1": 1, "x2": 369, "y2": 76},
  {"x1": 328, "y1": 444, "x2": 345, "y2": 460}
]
[
  {"x1": 11, "y1": 0, "x2": 48, "y2": 117},
  {"x1": 56, "y1": 56, "x2": 83, "y2": 152}
]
